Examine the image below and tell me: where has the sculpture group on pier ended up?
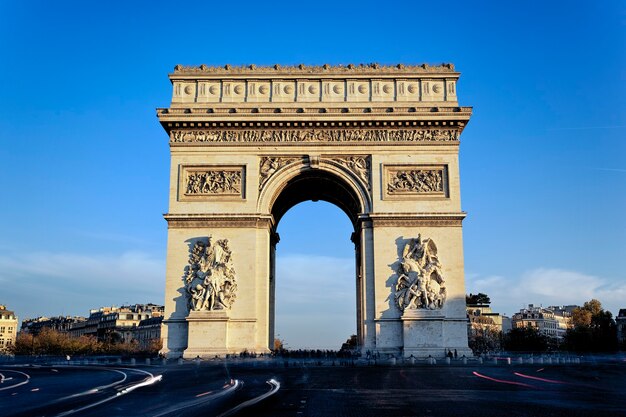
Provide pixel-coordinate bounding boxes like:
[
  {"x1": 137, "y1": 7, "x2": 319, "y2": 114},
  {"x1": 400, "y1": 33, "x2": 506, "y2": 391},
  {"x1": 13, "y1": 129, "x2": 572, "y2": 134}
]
[
  {"x1": 395, "y1": 234, "x2": 447, "y2": 311},
  {"x1": 184, "y1": 236, "x2": 237, "y2": 311}
]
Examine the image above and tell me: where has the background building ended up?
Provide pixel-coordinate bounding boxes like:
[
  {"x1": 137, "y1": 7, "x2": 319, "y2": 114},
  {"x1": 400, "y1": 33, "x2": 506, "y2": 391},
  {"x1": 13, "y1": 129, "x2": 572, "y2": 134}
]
[
  {"x1": 21, "y1": 316, "x2": 86, "y2": 335},
  {"x1": 466, "y1": 294, "x2": 510, "y2": 335},
  {"x1": 0, "y1": 305, "x2": 18, "y2": 353},
  {"x1": 465, "y1": 294, "x2": 510, "y2": 354},
  {"x1": 18, "y1": 303, "x2": 165, "y2": 350},
  {"x1": 511, "y1": 304, "x2": 573, "y2": 341},
  {"x1": 69, "y1": 303, "x2": 164, "y2": 343},
  {"x1": 133, "y1": 316, "x2": 164, "y2": 350}
]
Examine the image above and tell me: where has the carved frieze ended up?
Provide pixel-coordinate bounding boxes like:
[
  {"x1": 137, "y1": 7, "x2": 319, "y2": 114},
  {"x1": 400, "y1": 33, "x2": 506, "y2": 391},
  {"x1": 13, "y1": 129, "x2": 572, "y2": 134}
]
[
  {"x1": 170, "y1": 128, "x2": 459, "y2": 144},
  {"x1": 184, "y1": 237, "x2": 237, "y2": 312},
  {"x1": 385, "y1": 165, "x2": 447, "y2": 198},
  {"x1": 180, "y1": 166, "x2": 244, "y2": 200},
  {"x1": 329, "y1": 156, "x2": 371, "y2": 190},
  {"x1": 259, "y1": 157, "x2": 300, "y2": 190},
  {"x1": 394, "y1": 235, "x2": 446, "y2": 311}
]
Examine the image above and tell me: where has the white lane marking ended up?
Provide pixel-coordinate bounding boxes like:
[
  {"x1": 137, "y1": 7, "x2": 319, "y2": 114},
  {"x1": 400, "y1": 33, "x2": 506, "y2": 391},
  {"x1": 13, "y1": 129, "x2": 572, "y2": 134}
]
[
  {"x1": 0, "y1": 370, "x2": 30, "y2": 391},
  {"x1": 54, "y1": 369, "x2": 162, "y2": 417},
  {"x1": 151, "y1": 379, "x2": 242, "y2": 417},
  {"x1": 217, "y1": 379, "x2": 281, "y2": 417}
]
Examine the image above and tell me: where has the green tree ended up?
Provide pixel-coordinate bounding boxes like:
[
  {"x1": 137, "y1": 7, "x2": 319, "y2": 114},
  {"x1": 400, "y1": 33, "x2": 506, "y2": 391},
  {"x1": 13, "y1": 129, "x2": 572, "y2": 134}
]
[
  {"x1": 8, "y1": 329, "x2": 158, "y2": 357},
  {"x1": 468, "y1": 327, "x2": 502, "y2": 354},
  {"x1": 466, "y1": 293, "x2": 491, "y2": 305},
  {"x1": 502, "y1": 325, "x2": 549, "y2": 352},
  {"x1": 571, "y1": 308, "x2": 592, "y2": 327},
  {"x1": 564, "y1": 299, "x2": 617, "y2": 352},
  {"x1": 273, "y1": 337, "x2": 285, "y2": 352}
]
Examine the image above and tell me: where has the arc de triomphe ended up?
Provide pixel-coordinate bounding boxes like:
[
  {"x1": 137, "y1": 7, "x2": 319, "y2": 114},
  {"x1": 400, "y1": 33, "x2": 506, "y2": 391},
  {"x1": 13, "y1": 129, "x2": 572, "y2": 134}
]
[{"x1": 157, "y1": 63, "x2": 473, "y2": 358}]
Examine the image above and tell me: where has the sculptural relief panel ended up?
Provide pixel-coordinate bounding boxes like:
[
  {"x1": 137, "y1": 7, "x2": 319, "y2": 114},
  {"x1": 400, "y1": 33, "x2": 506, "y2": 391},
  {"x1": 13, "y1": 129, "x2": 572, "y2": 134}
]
[
  {"x1": 196, "y1": 81, "x2": 221, "y2": 103},
  {"x1": 346, "y1": 80, "x2": 370, "y2": 101},
  {"x1": 297, "y1": 80, "x2": 321, "y2": 102},
  {"x1": 422, "y1": 79, "x2": 446, "y2": 102},
  {"x1": 245, "y1": 81, "x2": 271, "y2": 103},
  {"x1": 396, "y1": 80, "x2": 421, "y2": 102},
  {"x1": 258, "y1": 156, "x2": 300, "y2": 191},
  {"x1": 384, "y1": 165, "x2": 448, "y2": 199},
  {"x1": 179, "y1": 165, "x2": 245, "y2": 200},
  {"x1": 222, "y1": 81, "x2": 247, "y2": 103},
  {"x1": 327, "y1": 155, "x2": 371, "y2": 191},
  {"x1": 272, "y1": 80, "x2": 297, "y2": 103}
]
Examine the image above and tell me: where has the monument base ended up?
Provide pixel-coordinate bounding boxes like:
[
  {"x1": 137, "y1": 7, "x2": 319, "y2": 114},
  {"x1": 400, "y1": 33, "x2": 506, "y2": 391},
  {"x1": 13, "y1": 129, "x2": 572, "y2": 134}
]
[
  {"x1": 181, "y1": 311, "x2": 271, "y2": 358},
  {"x1": 402, "y1": 310, "x2": 472, "y2": 358},
  {"x1": 183, "y1": 311, "x2": 231, "y2": 358}
]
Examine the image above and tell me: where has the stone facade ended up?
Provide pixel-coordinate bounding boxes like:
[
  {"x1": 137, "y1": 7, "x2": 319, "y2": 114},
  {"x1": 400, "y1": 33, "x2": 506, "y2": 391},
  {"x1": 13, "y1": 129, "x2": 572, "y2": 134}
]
[
  {"x1": 157, "y1": 63, "x2": 473, "y2": 358},
  {"x1": 0, "y1": 305, "x2": 18, "y2": 353}
]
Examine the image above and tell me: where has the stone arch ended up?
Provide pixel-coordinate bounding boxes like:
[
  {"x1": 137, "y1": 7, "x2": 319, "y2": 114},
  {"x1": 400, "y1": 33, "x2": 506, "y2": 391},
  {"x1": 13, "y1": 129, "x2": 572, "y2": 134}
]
[
  {"x1": 257, "y1": 158, "x2": 372, "y2": 226},
  {"x1": 258, "y1": 160, "x2": 372, "y2": 349}
]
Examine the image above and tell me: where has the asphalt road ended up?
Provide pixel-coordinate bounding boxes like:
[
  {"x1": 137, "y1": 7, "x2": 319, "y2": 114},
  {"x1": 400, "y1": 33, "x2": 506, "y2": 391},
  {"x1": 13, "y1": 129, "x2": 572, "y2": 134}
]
[{"x1": 1, "y1": 358, "x2": 625, "y2": 417}]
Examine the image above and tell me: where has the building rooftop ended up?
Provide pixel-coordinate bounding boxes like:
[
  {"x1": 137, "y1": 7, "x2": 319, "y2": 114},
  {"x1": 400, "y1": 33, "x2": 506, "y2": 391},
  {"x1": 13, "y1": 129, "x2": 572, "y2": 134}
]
[
  {"x1": 172, "y1": 63, "x2": 457, "y2": 76},
  {"x1": 0, "y1": 305, "x2": 16, "y2": 319},
  {"x1": 158, "y1": 63, "x2": 471, "y2": 129}
]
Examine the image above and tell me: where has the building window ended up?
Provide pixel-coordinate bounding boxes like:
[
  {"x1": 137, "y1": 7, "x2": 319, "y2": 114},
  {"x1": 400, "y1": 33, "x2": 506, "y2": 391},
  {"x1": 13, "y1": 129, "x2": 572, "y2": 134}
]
[
  {"x1": 0, "y1": 327, "x2": 4, "y2": 333},
  {"x1": 8, "y1": 327, "x2": 12, "y2": 333}
]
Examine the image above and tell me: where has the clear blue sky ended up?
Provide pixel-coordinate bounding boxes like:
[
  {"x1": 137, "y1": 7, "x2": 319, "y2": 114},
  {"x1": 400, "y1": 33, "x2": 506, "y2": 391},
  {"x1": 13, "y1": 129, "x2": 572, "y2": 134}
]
[{"x1": 0, "y1": 1, "x2": 624, "y2": 349}]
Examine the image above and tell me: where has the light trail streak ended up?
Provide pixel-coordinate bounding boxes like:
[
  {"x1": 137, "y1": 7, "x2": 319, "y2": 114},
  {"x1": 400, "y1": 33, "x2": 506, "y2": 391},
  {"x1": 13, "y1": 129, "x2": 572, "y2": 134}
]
[
  {"x1": 54, "y1": 369, "x2": 162, "y2": 417},
  {"x1": 513, "y1": 372, "x2": 567, "y2": 384},
  {"x1": 0, "y1": 370, "x2": 30, "y2": 391},
  {"x1": 53, "y1": 367, "x2": 128, "y2": 401},
  {"x1": 217, "y1": 379, "x2": 281, "y2": 417},
  {"x1": 195, "y1": 390, "x2": 215, "y2": 397},
  {"x1": 152, "y1": 379, "x2": 242, "y2": 417},
  {"x1": 472, "y1": 371, "x2": 534, "y2": 388},
  {"x1": 117, "y1": 374, "x2": 163, "y2": 395}
]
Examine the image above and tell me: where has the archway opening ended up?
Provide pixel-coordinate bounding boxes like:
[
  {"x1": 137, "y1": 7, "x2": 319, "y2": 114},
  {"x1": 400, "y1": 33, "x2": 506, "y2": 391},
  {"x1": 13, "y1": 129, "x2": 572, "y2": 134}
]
[
  {"x1": 274, "y1": 201, "x2": 356, "y2": 350},
  {"x1": 268, "y1": 169, "x2": 365, "y2": 351}
]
